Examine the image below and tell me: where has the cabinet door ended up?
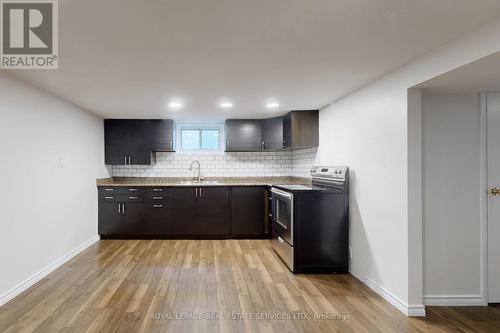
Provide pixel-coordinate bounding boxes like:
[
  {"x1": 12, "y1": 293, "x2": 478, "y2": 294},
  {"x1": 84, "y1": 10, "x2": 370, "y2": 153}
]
[
  {"x1": 104, "y1": 120, "x2": 129, "y2": 165},
  {"x1": 150, "y1": 119, "x2": 175, "y2": 152},
  {"x1": 282, "y1": 111, "x2": 319, "y2": 149},
  {"x1": 121, "y1": 203, "x2": 146, "y2": 235},
  {"x1": 231, "y1": 187, "x2": 266, "y2": 236},
  {"x1": 128, "y1": 120, "x2": 152, "y2": 165},
  {"x1": 282, "y1": 113, "x2": 292, "y2": 149},
  {"x1": 262, "y1": 117, "x2": 284, "y2": 150},
  {"x1": 170, "y1": 188, "x2": 198, "y2": 235},
  {"x1": 196, "y1": 187, "x2": 229, "y2": 235},
  {"x1": 98, "y1": 202, "x2": 145, "y2": 235},
  {"x1": 146, "y1": 199, "x2": 172, "y2": 235},
  {"x1": 225, "y1": 119, "x2": 263, "y2": 151}
]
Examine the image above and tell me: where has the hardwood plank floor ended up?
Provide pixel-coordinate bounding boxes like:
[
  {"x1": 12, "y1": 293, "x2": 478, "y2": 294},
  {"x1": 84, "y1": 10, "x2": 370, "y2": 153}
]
[{"x1": 0, "y1": 240, "x2": 499, "y2": 333}]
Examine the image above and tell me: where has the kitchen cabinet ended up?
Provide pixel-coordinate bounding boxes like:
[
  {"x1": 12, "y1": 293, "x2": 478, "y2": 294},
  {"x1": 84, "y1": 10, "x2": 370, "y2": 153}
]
[
  {"x1": 98, "y1": 202, "x2": 146, "y2": 236},
  {"x1": 104, "y1": 120, "x2": 129, "y2": 165},
  {"x1": 225, "y1": 111, "x2": 318, "y2": 152},
  {"x1": 105, "y1": 119, "x2": 153, "y2": 165},
  {"x1": 283, "y1": 110, "x2": 319, "y2": 149},
  {"x1": 149, "y1": 119, "x2": 175, "y2": 152},
  {"x1": 104, "y1": 119, "x2": 175, "y2": 165},
  {"x1": 146, "y1": 187, "x2": 172, "y2": 235},
  {"x1": 169, "y1": 187, "x2": 229, "y2": 236},
  {"x1": 196, "y1": 187, "x2": 230, "y2": 235},
  {"x1": 98, "y1": 185, "x2": 271, "y2": 238},
  {"x1": 231, "y1": 187, "x2": 267, "y2": 237},
  {"x1": 225, "y1": 119, "x2": 263, "y2": 151},
  {"x1": 262, "y1": 116, "x2": 284, "y2": 150}
]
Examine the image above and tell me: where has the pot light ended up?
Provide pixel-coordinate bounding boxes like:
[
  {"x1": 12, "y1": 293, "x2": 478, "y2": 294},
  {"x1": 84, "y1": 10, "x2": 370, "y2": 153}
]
[
  {"x1": 220, "y1": 102, "x2": 233, "y2": 108},
  {"x1": 266, "y1": 102, "x2": 279, "y2": 109},
  {"x1": 168, "y1": 100, "x2": 184, "y2": 109}
]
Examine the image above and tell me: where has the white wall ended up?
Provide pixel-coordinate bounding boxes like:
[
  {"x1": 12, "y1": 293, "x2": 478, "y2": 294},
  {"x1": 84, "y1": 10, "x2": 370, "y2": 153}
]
[
  {"x1": 422, "y1": 93, "x2": 481, "y2": 302},
  {"x1": 317, "y1": 16, "x2": 500, "y2": 315},
  {"x1": 0, "y1": 73, "x2": 110, "y2": 305}
]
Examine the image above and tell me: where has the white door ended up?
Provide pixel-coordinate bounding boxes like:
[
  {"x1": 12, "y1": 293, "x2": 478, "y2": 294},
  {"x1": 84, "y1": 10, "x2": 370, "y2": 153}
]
[{"x1": 487, "y1": 92, "x2": 500, "y2": 303}]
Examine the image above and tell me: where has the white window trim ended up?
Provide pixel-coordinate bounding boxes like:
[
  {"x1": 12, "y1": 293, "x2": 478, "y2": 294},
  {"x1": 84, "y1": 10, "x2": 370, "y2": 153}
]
[{"x1": 175, "y1": 123, "x2": 225, "y2": 154}]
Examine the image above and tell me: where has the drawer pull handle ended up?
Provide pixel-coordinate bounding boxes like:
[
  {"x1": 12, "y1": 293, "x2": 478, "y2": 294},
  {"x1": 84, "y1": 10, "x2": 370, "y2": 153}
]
[
  {"x1": 152, "y1": 188, "x2": 162, "y2": 192},
  {"x1": 129, "y1": 196, "x2": 139, "y2": 199},
  {"x1": 129, "y1": 188, "x2": 139, "y2": 191},
  {"x1": 105, "y1": 196, "x2": 115, "y2": 199},
  {"x1": 278, "y1": 236, "x2": 284, "y2": 244},
  {"x1": 153, "y1": 196, "x2": 163, "y2": 200},
  {"x1": 104, "y1": 188, "x2": 114, "y2": 191},
  {"x1": 153, "y1": 204, "x2": 163, "y2": 208}
]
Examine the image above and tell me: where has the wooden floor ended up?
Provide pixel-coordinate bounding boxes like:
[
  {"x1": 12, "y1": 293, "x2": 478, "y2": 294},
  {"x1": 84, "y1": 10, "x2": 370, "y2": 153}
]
[{"x1": 0, "y1": 240, "x2": 499, "y2": 333}]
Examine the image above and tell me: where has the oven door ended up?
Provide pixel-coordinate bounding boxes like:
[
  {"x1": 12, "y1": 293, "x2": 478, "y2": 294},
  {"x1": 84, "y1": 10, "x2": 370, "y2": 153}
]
[{"x1": 271, "y1": 187, "x2": 294, "y2": 246}]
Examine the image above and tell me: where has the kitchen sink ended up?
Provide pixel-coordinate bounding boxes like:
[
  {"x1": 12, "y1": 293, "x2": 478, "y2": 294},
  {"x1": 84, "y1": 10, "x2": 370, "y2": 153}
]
[{"x1": 181, "y1": 180, "x2": 221, "y2": 185}]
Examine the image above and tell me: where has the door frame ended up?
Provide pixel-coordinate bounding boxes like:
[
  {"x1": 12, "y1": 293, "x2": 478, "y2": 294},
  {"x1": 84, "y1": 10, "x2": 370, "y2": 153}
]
[
  {"x1": 479, "y1": 91, "x2": 500, "y2": 305},
  {"x1": 479, "y1": 92, "x2": 488, "y2": 305}
]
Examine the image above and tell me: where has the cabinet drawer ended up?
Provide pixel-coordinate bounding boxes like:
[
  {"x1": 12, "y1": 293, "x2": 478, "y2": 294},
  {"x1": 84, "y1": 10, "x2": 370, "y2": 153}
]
[
  {"x1": 98, "y1": 186, "x2": 144, "y2": 195},
  {"x1": 99, "y1": 194, "x2": 145, "y2": 203},
  {"x1": 148, "y1": 187, "x2": 171, "y2": 194}
]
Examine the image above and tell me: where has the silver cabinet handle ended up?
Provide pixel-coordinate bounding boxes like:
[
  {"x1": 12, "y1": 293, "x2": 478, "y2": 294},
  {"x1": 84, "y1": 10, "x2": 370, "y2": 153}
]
[
  {"x1": 118, "y1": 204, "x2": 121, "y2": 214},
  {"x1": 153, "y1": 204, "x2": 163, "y2": 208},
  {"x1": 129, "y1": 188, "x2": 139, "y2": 191},
  {"x1": 152, "y1": 188, "x2": 162, "y2": 192},
  {"x1": 104, "y1": 188, "x2": 114, "y2": 191},
  {"x1": 199, "y1": 187, "x2": 202, "y2": 197},
  {"x1": 153, "y1": 196, "x2": 162, "y2": 200},
  {"x1": 124, "y1": 156, "x2": 127, "y2": 165},
  {"x1": 278, "y1": 236, "x2": 284, "y2": 244},
  {"x1": 128, "y1": 157, "x2": 131, "y2": 165},
  {"x1": 129, "y1": 196, "x2": 139, "y2": 199},
  {"x1": 195, "y1": 188, "x2": 198, "y2": 198},
  {"x1": 105, "y1": 196, "x2": 115, "y2": 199},
  {"x1": 122, "y1": 203, "x2": 125, "y2": 214},
  {"x1": 261, "y1": 141, "x2": 265, "y2": 150}
]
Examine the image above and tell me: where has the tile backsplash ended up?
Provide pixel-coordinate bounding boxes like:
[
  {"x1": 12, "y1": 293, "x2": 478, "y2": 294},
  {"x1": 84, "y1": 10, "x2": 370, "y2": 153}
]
[
  {"x1": 112, "y1": 148, "x2": 318, "y2": 178},
  {"x1": 292, "y1": 147, "x2": 319, "y2": 178}
]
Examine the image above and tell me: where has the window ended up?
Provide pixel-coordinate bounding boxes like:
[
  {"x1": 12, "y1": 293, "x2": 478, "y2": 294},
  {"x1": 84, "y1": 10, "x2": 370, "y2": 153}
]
[{"x1": 177, "y1": 124, "x2": 223, "y2": 152}]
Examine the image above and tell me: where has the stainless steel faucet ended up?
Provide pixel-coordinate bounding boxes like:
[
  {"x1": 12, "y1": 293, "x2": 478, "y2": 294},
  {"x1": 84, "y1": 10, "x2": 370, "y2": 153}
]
[{"x1": 189, "y1": 160, "x2": 202, "y2": 182}]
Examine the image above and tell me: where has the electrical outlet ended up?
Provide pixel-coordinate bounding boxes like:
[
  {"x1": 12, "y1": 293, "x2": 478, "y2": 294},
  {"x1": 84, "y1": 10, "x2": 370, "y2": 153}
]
[{"x1": 349, "y1": 246, "x2": 353, "y2": 260}]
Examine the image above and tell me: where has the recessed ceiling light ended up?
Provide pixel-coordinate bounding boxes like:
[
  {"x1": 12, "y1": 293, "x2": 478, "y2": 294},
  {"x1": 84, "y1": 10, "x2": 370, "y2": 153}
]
[
  {"x1": 220, "y1": 102, "x2": 233, "y2": 108},
  {"x1": 266, "y1": 102, "x2": 279, "y2": 109},
  {"x1": 168, "y1": 100, "x2": 183, "y2": 109}
]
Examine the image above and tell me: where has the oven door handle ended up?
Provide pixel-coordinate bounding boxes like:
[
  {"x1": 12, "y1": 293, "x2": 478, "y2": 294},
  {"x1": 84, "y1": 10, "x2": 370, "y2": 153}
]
[{"x1": 271, "y1": 188, "x2": 293, "y2": 199}]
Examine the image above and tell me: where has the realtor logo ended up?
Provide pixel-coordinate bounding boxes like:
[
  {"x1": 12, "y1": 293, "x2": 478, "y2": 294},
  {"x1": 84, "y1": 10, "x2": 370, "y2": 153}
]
[{"x1": 1, "y1": 0, "x2": 58, "y2": 69}]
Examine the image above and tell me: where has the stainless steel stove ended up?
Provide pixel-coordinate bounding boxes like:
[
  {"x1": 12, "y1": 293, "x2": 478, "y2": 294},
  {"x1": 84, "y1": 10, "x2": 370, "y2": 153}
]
[{"x1": 270, "y1": 166, "x2": 349, "y2": 273}]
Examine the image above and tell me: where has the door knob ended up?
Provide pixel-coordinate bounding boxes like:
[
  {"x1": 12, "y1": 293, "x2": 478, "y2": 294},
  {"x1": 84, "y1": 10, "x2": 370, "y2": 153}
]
[{"x1": 491, "y1": 187, "x2": 500, "y2": 196}]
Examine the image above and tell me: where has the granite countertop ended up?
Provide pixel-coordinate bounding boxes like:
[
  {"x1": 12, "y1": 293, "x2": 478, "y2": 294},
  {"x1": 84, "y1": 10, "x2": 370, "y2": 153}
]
[{"x1": 96, "y1": 176, "x2": 311, "y2": 187}]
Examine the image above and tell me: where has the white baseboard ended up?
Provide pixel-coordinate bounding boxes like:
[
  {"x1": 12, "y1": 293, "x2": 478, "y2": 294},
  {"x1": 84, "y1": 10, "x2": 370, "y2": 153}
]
[
  {"x1": 0, "y1": 235, "x2": 100, "y2": 307},
  {"x1": 423, "y1": 295, "x2": 483, "y2": 306},
  {"x1": 364, "y1": 277, "x2": 426, "y2": 317}
]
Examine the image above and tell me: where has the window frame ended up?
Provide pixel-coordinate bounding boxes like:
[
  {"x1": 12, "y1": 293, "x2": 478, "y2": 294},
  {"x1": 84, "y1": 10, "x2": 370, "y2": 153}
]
[{"x1": 176, "y1": 123, "x2": 224, "y2": 153}]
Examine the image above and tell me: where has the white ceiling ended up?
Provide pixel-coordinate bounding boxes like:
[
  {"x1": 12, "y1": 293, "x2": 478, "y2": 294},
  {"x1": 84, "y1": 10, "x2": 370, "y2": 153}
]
[
  {"x1": 8, "y1": 0, "x2": 500, "y2": 120},
  {"x1": 415, "y1": 51, "x2": 500, "y2": 93}
]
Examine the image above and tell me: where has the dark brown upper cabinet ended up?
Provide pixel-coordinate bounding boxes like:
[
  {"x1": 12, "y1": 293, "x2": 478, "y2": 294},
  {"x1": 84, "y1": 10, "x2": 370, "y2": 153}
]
[
  {"x1": 226, "y1": 110, "x2": 318, "y2": 152},
  {"x1": 283, "y1": 110, "x2": 319, "y2": 149},
  {"x1": 149, "y1": 119, "x2": 175, "y2": 152},
  {"x1": 104, "y1": 119, "x2": 174, "y2": 165},
  {"x1": 225, "y1": 119, "x2": 263, "y2": 152},
  {"x1": 262, "y1": 116, "x2": 284, "y2": 150}
]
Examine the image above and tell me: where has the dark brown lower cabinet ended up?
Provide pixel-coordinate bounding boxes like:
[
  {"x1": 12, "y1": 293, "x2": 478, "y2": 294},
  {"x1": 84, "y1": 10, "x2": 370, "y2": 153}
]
[
  {"x1": 98, "y1": 202, "x2": 146, "y2": 236},
  {"x1": 156, "y1": 187, "x2": 229, "y2": 236},
  {"x1": 195, "y1": 187, "x2": 229, "y2": 235},
  {"x1": 231, "y1": 187, "x2": 267, "y2": 237},
  {"x1": 98, "y1": 186, "x2": 266, "y2": 238}
]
